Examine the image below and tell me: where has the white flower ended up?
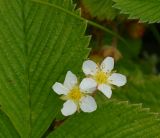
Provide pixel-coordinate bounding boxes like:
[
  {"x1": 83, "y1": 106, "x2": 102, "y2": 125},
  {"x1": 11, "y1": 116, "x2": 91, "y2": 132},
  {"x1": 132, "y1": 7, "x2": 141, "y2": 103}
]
[
  {"x1": 52, "y1": 71, "x2": 97, "y2": 116},
  {"x1": 81, "y1": 57, "x2": 127, "y2": 98}
]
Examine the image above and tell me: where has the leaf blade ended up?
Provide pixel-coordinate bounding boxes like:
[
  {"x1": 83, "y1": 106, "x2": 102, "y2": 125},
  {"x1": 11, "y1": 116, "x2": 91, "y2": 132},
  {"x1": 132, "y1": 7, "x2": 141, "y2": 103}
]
[
  {"x1": 48, "y1": 100, "x2": 160, "y2": 137},
  {"x1": 0, "y1": 0, "x2": 90, "y2": 137},
  {"x1": 0, "y1": 111, "x2": 20, "y2": 138},
  {"x1": 113, "y1": 0, "x2": 160, "y2": 23}
]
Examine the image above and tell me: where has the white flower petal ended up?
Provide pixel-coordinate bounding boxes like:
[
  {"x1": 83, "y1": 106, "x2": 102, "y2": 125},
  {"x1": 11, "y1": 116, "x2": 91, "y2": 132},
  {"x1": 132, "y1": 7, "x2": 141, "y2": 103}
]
[
  {"x1": 80, "y1": 96, "x2": 97, "y2": 112},
  {"x1": 61, "y1": 100, "x2": 77, "y2": 116},
  {"x1": 80, "y1": 78, "x2": 97, "y2": 93},
  {"x1": 52, "y1": 82, "x2": 69, "y2": 95},
  {"x1": 108, "y1": 73, "x2": 127, "y2": 87},
  {"x1": 82, "y1": 60, "x2": 98, "y2": 75},
  {"x1": 98, "y1": 84, "x2": 112, "y2": 98},
  {"x1": 64, "y1": 71, "x2": 78, "y2": 90},
  {"x1": 100, "y1": 57, "x2": 114, "y2": 73}
]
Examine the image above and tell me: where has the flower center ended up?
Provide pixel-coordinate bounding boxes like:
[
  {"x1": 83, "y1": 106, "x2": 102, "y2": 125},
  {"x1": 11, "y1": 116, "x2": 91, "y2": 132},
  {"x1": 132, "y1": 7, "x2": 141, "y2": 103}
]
[
  {"x1": 68, "y1": 87, "x2": 82, "y2": 101},
  {"x1": 94, "y1": 71, "x2": 108, "y2": 84}
]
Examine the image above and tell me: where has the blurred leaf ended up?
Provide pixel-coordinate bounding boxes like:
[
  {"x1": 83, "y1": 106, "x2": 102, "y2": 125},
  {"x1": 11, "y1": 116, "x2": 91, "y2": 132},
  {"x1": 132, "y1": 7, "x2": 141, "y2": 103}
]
[
  {"x1": 113, "y1": 0, "x2": 160, "y2": 23},
  {"x1": 101, "y1": 58, "x2": 160, "y2": 112},
  {"x1": 103, "y1": 33, "x2": 142, "y2": 59},
  {"x1": 82, "y1": 0, "x2": 118, "y2": 20},
  {"x1": 48, "y1": 100, "x2": 160, "y2": 137},
  {"x1": 114, "y1": 75, "x2": 160, "y2": 113},
  {"x1": 118, "y1": 38, "x2": 142, "y2": 58},
  {"x1": 0, "y1": 0, "x2": 89, "y2": 137}
]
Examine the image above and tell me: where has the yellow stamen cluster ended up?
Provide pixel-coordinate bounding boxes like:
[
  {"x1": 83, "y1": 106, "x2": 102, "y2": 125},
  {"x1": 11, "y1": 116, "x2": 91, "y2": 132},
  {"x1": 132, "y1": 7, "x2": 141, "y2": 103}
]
[
  {"x1": 68, "y1": 87, "x2": 83, "y2": 101},
  {"x1": 94, "y1": 71, "x2": 108, "y2": 84}
]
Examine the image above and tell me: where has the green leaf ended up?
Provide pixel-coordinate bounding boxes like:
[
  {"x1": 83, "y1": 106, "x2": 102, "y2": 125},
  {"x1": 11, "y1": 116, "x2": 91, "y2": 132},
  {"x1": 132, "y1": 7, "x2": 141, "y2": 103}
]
[
  {"x1": 82, "y1": 0, "x2": 118, "y2": 20},
  {"x1": 0, "y1": 111, "x2": 20, "y2": 137},
  {"x1": 48, "y1": 100, "x2": 160, "y2": 137},
  {"x1": 0, "y1": 0, "x2": 89, "y2": 137},
  {"x1": 113, "y1": 0, "x2": 160, "y2": 23},
  {"x1": 112, "y1": 58, "x2": 160, "y2": 112},
  {"x1": 114, "y1": 75, "x2": 160, "y2": 113}
]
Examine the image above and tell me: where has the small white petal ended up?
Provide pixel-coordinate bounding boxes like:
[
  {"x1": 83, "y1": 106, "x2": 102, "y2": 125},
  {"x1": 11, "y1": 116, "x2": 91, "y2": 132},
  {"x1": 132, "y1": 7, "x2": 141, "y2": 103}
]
[
  {"x1": 61, "y1": 100, "x2": 77, "y2": 116},
  {"x1": 80, "y1": 96, "x2": 97, "y2": 112},
  {"x1": 80, "y1": 78, "x2": 97, "y2": 93},
  {"x1": 82, "y1": 60, "x2": 98, "y2": 75},
  {"x1": 100, "y1": 57, "x2": 114, "y2": 73},
  {"x1": 98, "y1": 84, "x2": 112, "y2": 98},
  {"x1": 52, "y1": 82, "x2": 69, "y2": 95},
  {"x1": 64, "y1": 71, "x2": 78, "y2": 90},
  {"x1": 108, "y1": 73, "x2": 127, "y2": 87}
]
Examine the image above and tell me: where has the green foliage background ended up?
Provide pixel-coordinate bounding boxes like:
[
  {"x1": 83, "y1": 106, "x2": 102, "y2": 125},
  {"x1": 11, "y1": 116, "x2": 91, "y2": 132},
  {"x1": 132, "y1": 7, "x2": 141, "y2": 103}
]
[
  {"x1": 82, "y1": 0, "x2": 118, "y2": 20},
  {"x1": 0, "y1": 0, "x2": 160, "y2": 137}
]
